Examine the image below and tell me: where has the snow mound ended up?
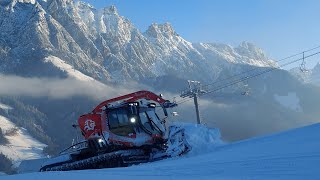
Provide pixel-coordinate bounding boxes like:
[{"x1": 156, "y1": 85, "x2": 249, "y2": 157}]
[{"x1": 172, "y1": 123, "x2": 224, "y2": 156}]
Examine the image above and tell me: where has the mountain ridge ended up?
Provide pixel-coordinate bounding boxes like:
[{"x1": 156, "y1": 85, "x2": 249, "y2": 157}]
[{"x1": 0, "y1": 0, "x2": 276, "y2": 83}]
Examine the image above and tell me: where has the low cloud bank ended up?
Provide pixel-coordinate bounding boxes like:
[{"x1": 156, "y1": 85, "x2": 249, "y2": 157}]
[
  {"x1": 0, "y1": 75, "x2": 134, "y2": 100},
  {"x1": 0, "y1": 74, "x2": 317, "y2": 142}
]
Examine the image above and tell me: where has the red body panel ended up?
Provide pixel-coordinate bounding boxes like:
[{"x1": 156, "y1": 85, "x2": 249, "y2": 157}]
[
  {"x1": 78, "y1": 114, "x2": 102, "y2": 139},
  {"x1": 93, "y1": 90, "x2": 167, "y2": 113},
  {"x1": 78, "y1": 90, "x2": 170, "y2": 147}
]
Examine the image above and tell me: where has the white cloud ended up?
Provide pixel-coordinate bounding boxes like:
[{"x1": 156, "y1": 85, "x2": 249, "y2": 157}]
[{"x1": 0, "y1": 75, "x2": 136, "y2": 100}]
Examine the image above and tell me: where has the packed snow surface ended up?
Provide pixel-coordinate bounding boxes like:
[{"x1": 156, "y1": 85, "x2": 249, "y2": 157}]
[
  {"x1": 3, "y1": 122, "x2": 320, "y2": 179},
  {"x1": 0, "y1": 115, "x2": 46, "y2": 167}
]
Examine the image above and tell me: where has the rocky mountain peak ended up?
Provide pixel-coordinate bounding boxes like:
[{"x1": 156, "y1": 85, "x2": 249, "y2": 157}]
[
  {"x1": 9, "y1": 0, "x2": 37, "y2": 5},
  {"x1": 145, "y1": 22, "x2": 178, "y2": 38},
  {"x1": 236, "y1": 41, "x2": 268, "y2": 61},
  {"x1": 76, "y1": 1, "x2": 95, "y2": 10},
  {"x1": 47, "y1": 0, "x2": 74, "y2": 7},
  {"x1": 238, "y1": 41, "x2": 263, "y2": 54},
  {"x1": 0, "y1": 0, "x2": 38, "y2": 11},
  {"x1": 103, "y1": 5, "x2": 118, "y2": 16}
]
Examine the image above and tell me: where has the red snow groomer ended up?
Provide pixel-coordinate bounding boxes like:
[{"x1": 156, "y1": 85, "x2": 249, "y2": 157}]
[{"x1": 40, "y1": 91, "x2": 190, "y2": 171}]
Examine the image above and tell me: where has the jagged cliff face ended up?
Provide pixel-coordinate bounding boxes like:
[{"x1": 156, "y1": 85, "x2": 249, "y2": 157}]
[{"x1": 0, "y1": 0, "x2": 276, "y2": 83}]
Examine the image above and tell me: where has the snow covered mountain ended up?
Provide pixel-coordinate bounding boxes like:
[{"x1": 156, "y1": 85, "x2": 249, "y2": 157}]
[{"x1": 0, "y1": 0, "x2": 275, "y2": 82}]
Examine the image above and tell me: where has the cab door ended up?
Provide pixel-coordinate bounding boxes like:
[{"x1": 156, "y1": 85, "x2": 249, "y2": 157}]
[{"x1": 107, "y1": 108, "x2": 135, "y2": 137}]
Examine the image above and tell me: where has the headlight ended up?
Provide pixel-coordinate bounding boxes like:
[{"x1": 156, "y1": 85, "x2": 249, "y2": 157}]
[{"x1": 130, "y1": 117, "x2": 136, "y2": 123}]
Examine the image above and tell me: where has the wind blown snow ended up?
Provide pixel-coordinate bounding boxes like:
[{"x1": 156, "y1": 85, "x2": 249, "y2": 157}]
[{"x1": 176, "y1": 123, "x2": 224, "y2": 156}]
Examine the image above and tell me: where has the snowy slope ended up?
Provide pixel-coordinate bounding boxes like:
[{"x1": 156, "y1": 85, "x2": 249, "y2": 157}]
[
  {"x1": 4, "y1": 123, "x2": 320, "y2": 179},
  {"x1": 0, "y1": 103, "x2": 46, "y2": 167},
  {"x1": 44, "y1": 56, "x2": 95, "y2": 81}
]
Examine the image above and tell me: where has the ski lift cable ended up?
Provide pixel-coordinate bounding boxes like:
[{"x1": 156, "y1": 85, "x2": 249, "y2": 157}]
[
  {"x1": 201, "y1": 50, "x2": 320, "y2": 97},
  {"x1": 176, "y1": 46, "x2": 320, "y2": 104},
  {"x1": 176, "y1": 93, "x2": 230, "y2": 105},
  {"x1": 299, "y1": 51, "x2": 309, "y2": 72},
  {"x1": 201, "y1": 45, "x2": 320, "y2": 89},
  {"x1": 203, "y1": 51, "x2": 320, "y2": 97},
  {"x1": 174, "y1": 98, "x2": 192, "y2": 105},
  {"x1": 175, "y1": 50, "x2": 320, "y2": 105}
]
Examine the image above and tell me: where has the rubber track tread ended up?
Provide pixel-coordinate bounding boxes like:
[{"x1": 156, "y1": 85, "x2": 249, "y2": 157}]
[{"x1": 41, "y1": 149, "x2": 145, "y2": 171}]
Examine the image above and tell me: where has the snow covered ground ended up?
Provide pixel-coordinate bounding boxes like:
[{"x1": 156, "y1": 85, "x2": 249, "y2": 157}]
[
  {"x1": 3, "y1": 122, "x2": 320, "y2": 179},
  {"x1": 0, "y1": 103, "x2": 46, "y2": 167}
]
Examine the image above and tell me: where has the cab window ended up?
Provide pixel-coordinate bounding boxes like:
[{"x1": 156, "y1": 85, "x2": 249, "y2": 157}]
[{"x1": 107, "y1": 108, "x2": 135, "y2": 136}]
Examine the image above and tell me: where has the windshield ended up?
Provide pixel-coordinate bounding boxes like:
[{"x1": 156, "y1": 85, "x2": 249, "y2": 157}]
[{"x1": 139, "y1": 107, "x2": 165, "y2": 135}]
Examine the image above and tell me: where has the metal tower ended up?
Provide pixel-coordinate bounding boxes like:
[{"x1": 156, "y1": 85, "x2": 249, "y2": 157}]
[{"x1": 180, "y1": 80, "x2": 207, "y2": 124}]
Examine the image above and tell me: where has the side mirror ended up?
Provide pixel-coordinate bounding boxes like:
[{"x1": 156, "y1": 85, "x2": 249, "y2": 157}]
[{"x1": 163, "y1": 101, "x2": 177, "y2": 108}]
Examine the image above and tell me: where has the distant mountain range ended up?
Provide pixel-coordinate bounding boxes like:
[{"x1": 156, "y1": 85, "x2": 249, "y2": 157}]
[
  {"x1": 0, "y1": 0, "x2": 320, "y2": 164},
  {"x1": 0, "y1": 0, "x2": 275, "y2": 83}
]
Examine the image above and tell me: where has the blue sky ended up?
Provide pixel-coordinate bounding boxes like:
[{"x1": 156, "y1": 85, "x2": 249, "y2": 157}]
[{"x1": 82, "y1": 0, "x2": 320, "y2": 68}]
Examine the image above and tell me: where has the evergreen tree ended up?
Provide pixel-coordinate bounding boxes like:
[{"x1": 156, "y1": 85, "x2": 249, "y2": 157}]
[
  {"x1": 0, "y1": 128, "x2": 8, "y2": 144},
  {"x1": 0, "y1": 153, "x2": 15, "y2": 174}
]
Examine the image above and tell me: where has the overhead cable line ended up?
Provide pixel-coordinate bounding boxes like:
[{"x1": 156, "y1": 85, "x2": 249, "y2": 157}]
[
  {"x1": 201, "y1": 45, "x2": 320, "y2": 89},
  {"x1": 202, "y1": 51, "x2": 320, "y2": 96},
  {"x1": 176, "y1": 50, "x2": 320, "y2": 105}
]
